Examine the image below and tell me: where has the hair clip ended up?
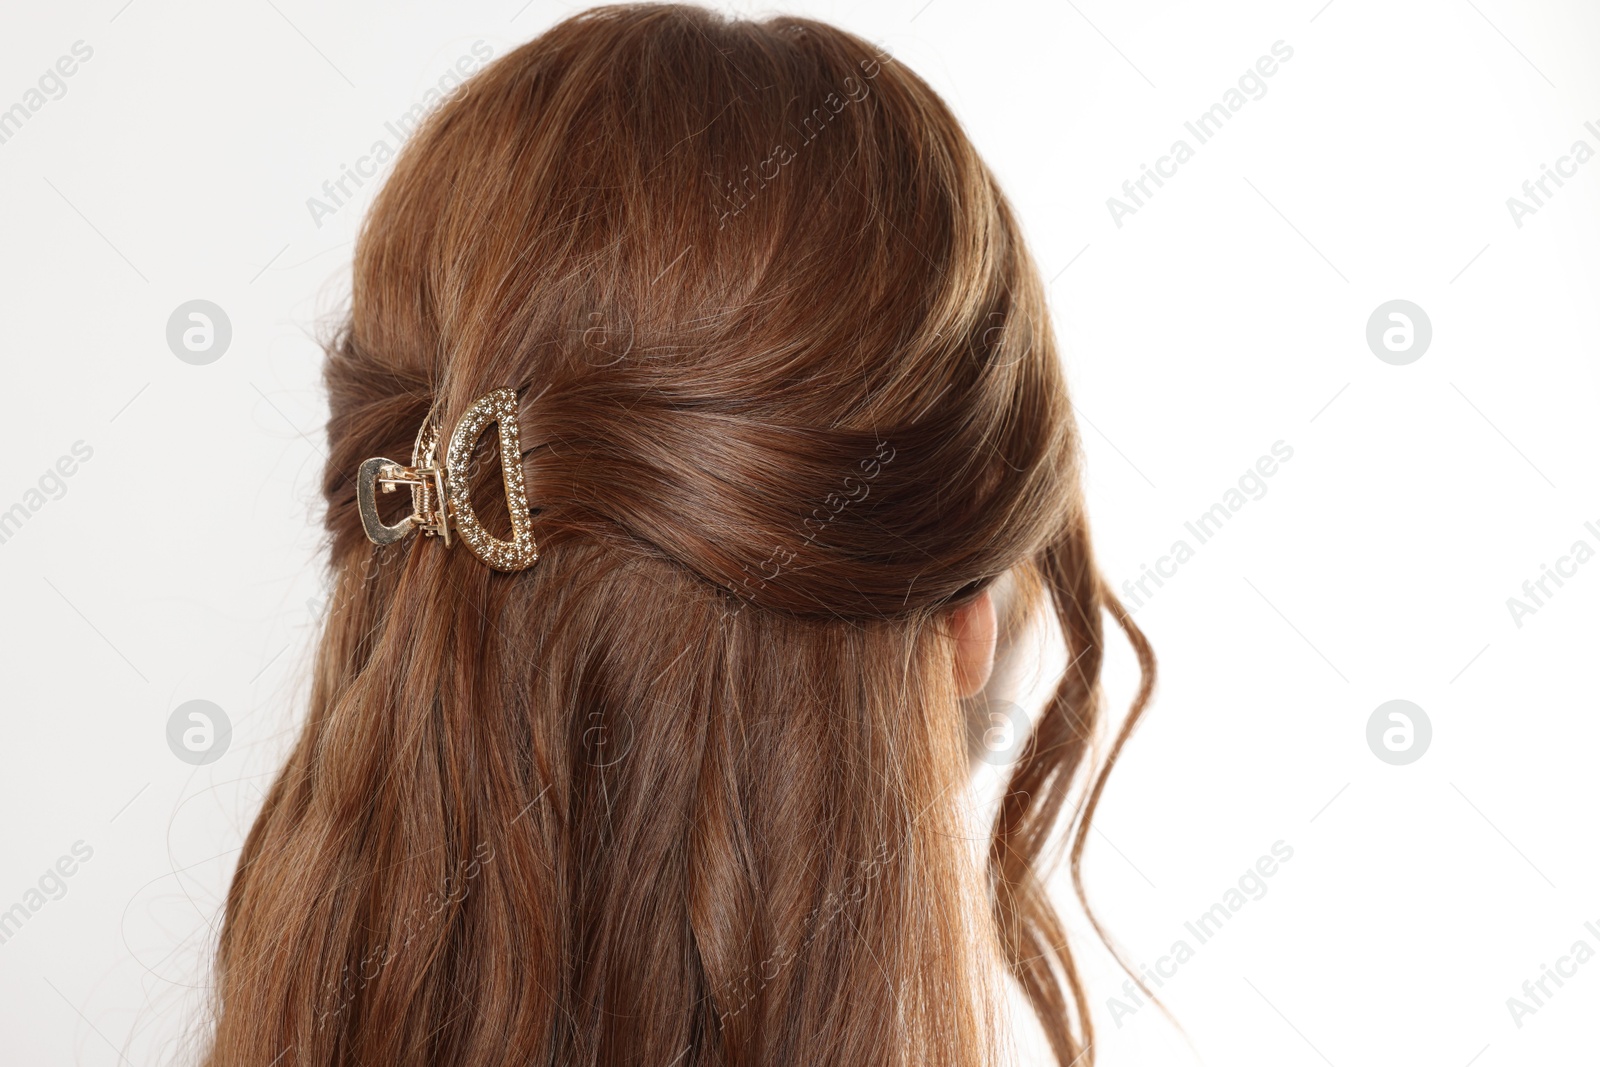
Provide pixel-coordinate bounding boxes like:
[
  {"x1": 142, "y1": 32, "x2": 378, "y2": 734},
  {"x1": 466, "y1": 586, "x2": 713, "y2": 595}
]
[{"x1": 355, "y1": 388, "x2": 539, "y2": 572}]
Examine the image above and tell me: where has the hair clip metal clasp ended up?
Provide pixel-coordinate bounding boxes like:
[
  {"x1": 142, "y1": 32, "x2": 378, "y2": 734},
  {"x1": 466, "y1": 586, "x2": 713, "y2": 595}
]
[{"x1": 355, "y1": 389, "x2": 539, "y2": 572}]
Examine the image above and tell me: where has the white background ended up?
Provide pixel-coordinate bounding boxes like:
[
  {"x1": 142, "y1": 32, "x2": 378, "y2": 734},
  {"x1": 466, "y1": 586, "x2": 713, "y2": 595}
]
[{"x1": 1, "y1": 1, "x2": 1596, "y2": 1064}]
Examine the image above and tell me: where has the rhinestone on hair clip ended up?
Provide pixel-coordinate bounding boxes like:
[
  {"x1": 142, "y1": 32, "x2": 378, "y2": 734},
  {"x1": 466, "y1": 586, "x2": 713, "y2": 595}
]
[{"x1": 355, "y1": 388, "x2": 539, "y2": 572}]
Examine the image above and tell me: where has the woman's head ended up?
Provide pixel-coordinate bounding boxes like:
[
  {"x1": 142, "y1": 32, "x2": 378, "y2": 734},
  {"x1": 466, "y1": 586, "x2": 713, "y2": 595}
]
[{"x1": 208, "y1": 6, "x2": 1153, "y2": 1066}]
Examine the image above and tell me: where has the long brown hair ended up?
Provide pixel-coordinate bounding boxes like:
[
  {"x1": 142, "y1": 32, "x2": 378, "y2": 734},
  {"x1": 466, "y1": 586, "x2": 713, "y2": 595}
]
[{"x1": 204, "y1": 6, "x2": 1155, "y2": 1065}]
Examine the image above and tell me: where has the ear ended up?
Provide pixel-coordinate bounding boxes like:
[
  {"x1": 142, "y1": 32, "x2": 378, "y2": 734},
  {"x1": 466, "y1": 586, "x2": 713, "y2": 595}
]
[{"x1": 949, "y1": 589, "x2": 998, "y2": 699}]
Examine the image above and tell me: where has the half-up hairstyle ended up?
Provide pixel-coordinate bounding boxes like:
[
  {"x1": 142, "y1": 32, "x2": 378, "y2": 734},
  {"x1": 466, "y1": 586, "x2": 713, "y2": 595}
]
[{"x1": 204, "y1": 6, "x2": 1155, "y2": 1066}]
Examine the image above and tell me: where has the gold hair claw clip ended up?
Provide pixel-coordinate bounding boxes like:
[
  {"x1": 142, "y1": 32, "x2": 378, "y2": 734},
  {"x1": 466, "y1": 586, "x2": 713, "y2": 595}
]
[{"x1": 355, "y1": 388, "x2": 539, "y2": 572}]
